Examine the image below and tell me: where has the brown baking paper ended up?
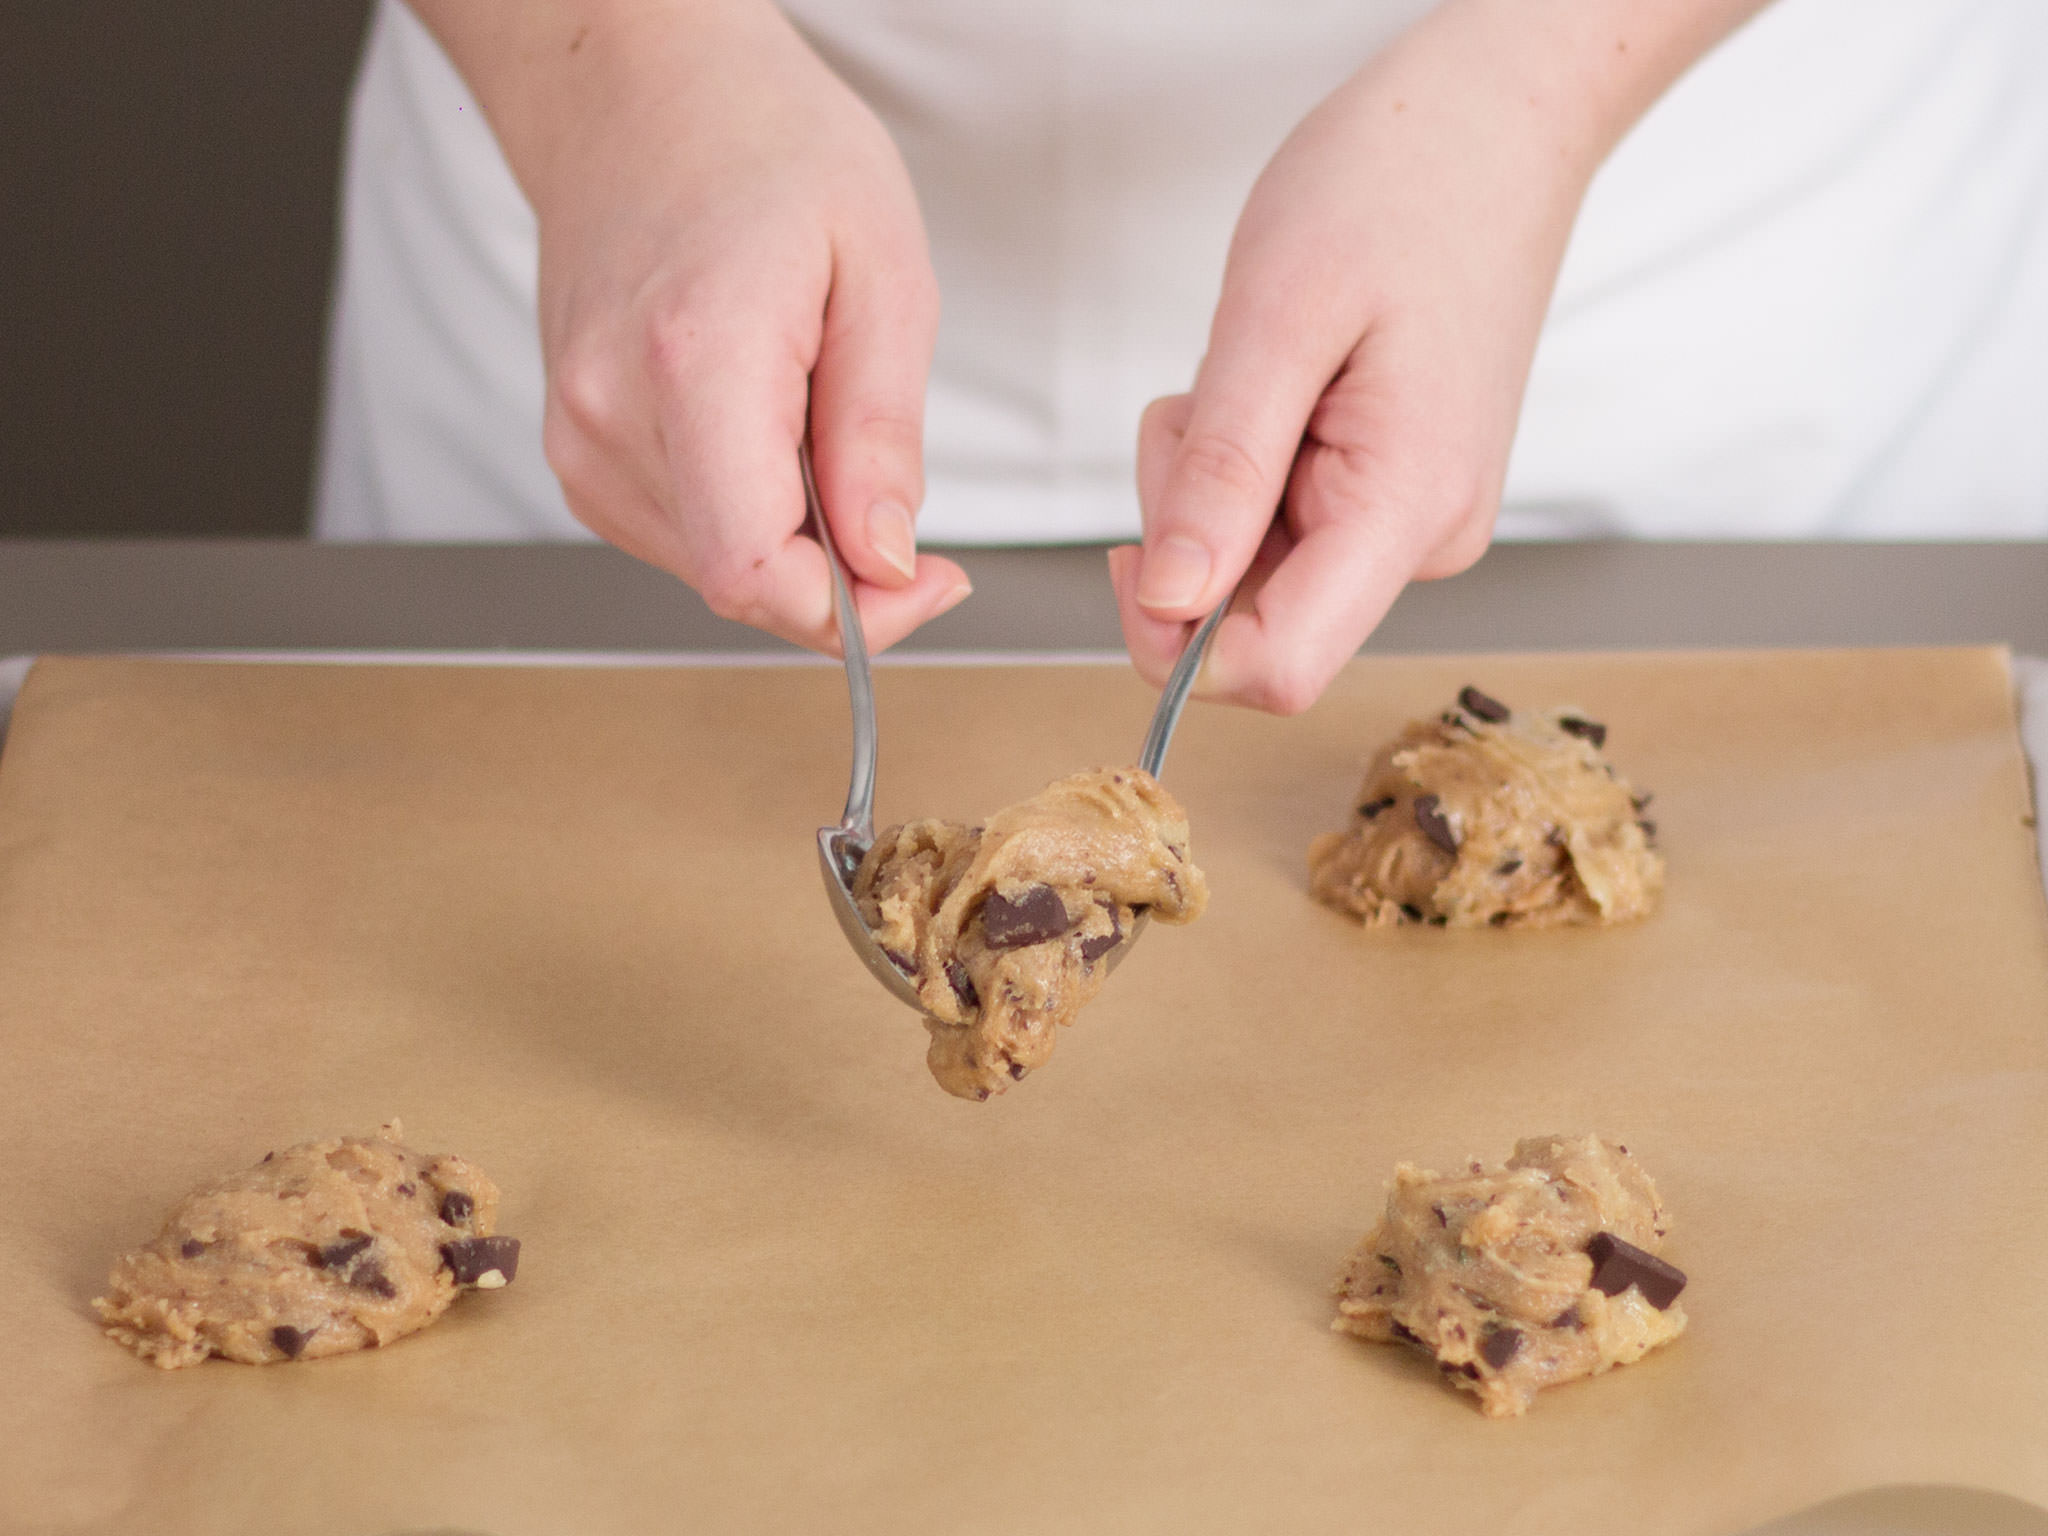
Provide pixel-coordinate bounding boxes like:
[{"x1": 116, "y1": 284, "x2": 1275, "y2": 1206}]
[{"x1": 1, "y1": 649, "x2": 2044, "y2": 1535}]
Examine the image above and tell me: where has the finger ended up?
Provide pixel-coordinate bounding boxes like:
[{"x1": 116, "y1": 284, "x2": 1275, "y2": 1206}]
[
  {"x1": 808, "y1": 233, "x2": 939, "y2": 591},
  {"x1": 853, "y1": 553, "x2": 973, "y2": 654},
  {"x1": 1192, "y1": 435, "x2": 1434, "y2": 715},
  {"x1": 1131, "y1": 272, "x2": 1357, "y2": 622},
  {"x1": 1107, "y1": 543, "x2": 1194, "y2": 690}
]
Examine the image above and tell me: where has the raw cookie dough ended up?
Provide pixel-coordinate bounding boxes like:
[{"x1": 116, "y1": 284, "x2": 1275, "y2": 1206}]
[
  {"x1": 1333, "y1": 1134, "x2": 1688, "y2": 1417},
  {"x1": 854, "y1": 767, "x2": 1208, "y2": 1100},
  {"x1": 1308, "y1": 685, "x2": 1662, "y2": 928},
  {"x1": 94, "y1": 1121, "x2": 521, "y2": 1368}
]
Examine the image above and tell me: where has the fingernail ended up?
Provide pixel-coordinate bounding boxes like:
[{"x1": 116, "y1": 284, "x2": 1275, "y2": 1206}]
[
  {"x1": 936, "y1": 579, "x2": 974, "y2": 616},
  {"x1": 868, "y1": 499, "x2": 917, "y2": 582},
  {"x1": 1135, "y1": 534, "x2": 1212, "y2": 612}
]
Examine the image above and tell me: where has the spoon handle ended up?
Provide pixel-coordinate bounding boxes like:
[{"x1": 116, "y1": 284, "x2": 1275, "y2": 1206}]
[
  {"x1": 1137, "y1": 597, "x2": 1229, "y2": 779},
  {"x1": 803, "y1": 442, "x2": 879, "y2": 841}
]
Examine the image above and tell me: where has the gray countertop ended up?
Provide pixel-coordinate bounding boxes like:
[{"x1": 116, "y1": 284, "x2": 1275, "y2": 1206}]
[{"x1": 1, "y1": 538, "x2": 2043, "y2": 656}]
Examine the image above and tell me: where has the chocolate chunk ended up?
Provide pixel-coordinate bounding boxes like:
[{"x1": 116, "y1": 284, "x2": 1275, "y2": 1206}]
[
  {"x1": 981, "y1": 884, "x2": 1074, "y2": 949},
  {"x1": 1440, "y1": 711, "x2": 1475, "y2": 734},
  {"x1": 1550, "y1": 1305, "x2": 1584, "y2": 1331},
  {"x1": 1495, "y1": 856, "x2": 1522, "y2": 875},
  {"x1": 1428, "y1": 914, "x2": 1448, "y2": 927},
  {"x1": 945, "y1": 959, "x2": 980, "y2": 1010},
  {"x1": 1458, "y1": 686, "x2": 1510, "y2": 723},
  {"x1": 1413, "y1": 794, "x2": 1459, "y2": 855},
  {"x1": 1389, "y1": 1321, "x2": 1422, "y2": 1345},
  {"x1": 1431, "y1": 1203, "x2": 1449, "y2": 1228},
  {"x1": 1439, "y1": 1360, "x2": 1481, "y2": 1380},
  {"x1": 1481, "y1": 1327, "x2": 1524, "y2": 1370},
  {"x1": 972, "y1": 1088, "x2": 991, "y2": 1102},
  {"x1": 317, "y1": 1233, "x2": 373, "y2": 1269},
  {"x1": 271, "y1": 1325, "x2": 310, "y2": 1360},
  {"x1": 880, "y1": 946, "x2": 915, "y2": 977},
  {"x1": 179, "y1": 1238, "x2": 208, "y2": 1259},
  {"x1": 439, "y1": 1191, "x2": 473, "y2": 1226},
  {"x1": 1488, "y1": 912, "x2": 1512, "y2": 927},
  {"x1": 1377, "y1": 1253, "x2": 1401, "y2": 1275},
  {"x1": 1586, "y1": 1232, "x2": 1687, "y2": 1309},
  {"x1": 396, "y1": 1183, "x2": 415, "y2": 1198},
  {"x1": 1557, "y1": 715, "x2": 1608, "y2": 749},
  {"x1": 1631, "y1": 792, "x2": 1654, "y2": 812},
  {"x1": 441, "y1": 1236, "x2": 521, "y2": 1288},
  {"x1": 261, "y1": 1151, "x2": 274, "y2": 1163},
  {"x1": 1357, "y1": 796, "x2": 1396, "y2": 820},
  {"x1": 1078, "y1": 904, "x2": 1123, "y2": 964},
  {"x1": 1007, "y1": 1060, "x2": 1028, "y2": 1080},
  {"x1": 1637, "y1": 819, "x2": 1658, "y2": 844},
  {"x1": 351, "y1": 1263, "x2": 398, "y2": 1299},
  {"x1": 1400, "y1": 903, "x2": 1425, "y2": 922}
]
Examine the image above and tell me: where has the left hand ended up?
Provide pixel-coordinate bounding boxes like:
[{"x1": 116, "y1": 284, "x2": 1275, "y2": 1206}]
[{"x1": 1112, "y1": 0, "x2": 1770, "y2": 713}]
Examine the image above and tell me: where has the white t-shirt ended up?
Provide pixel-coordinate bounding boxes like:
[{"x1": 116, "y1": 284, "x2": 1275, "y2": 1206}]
[{"x1": 315, "y1": 0, "x2": 2048, "y2": 544}]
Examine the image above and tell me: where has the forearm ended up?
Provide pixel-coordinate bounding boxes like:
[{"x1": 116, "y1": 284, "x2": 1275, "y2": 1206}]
[
  {"x1": 403, "y1": 0, "x2": 763, "y2": 210},
  {"x1": 1388, "y1": 0, "x2": 1775, "y2": 182}
]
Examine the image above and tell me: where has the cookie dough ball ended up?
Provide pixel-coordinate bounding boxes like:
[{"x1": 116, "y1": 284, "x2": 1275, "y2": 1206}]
[
  {"x1": 1333, "y1": 1134, "x2": 1688, "y2": 1417},
  {"x1": 94, "y1": 1121, "x2": 521, "y2": 1368},
  {"x1": 1308, "y1": 686, "x2": 1662, "y2": 928},
  {"x1": 854, "y1": 767, "x2": 1208, "y2": 1100}
]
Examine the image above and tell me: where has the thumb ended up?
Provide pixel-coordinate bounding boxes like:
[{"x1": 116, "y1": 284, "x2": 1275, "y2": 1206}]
[
  {"x1": 1132, "y1": 287, "x2": 1349, "y2": 620},
  {"x1": 806, "y1": 237, "x2": 940, "y2": 590}
]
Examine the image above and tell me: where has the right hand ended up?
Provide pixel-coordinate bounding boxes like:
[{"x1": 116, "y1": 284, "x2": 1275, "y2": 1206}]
[{"x1": 417, "y1": 0, "x2": 970, "y2": 651}]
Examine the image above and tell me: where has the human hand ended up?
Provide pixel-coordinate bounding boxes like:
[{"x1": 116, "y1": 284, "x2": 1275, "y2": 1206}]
[
  {"x1": 1113, "y1": 0, "x2": 1767, "y2": 712},
  {"x1": 412, "y1": 0, "x2": 969, "y2": 652}
]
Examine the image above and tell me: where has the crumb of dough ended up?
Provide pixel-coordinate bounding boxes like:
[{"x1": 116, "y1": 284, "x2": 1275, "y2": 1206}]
[
  {"x1": 853, "y1": 767, "x2": 1208, "y2": 1100},
  {"x1": 1308, "y1": 685, "x2": 1663, "y2": 928},
  {"x1": 1333, "y1": 1133, "x2": 1687, "y2": 1417},
  {"x1": 93, "y1": 1121, "x2": 520, "y2": 1368}
]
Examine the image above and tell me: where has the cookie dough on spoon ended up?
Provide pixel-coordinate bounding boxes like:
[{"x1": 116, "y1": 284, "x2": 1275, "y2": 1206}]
[{"x1": 854, "y1": 767, "x2": 1208, "y2": 1099}]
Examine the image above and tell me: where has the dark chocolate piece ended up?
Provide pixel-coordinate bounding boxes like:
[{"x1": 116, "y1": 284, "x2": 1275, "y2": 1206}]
[
  {"x1": 351, "y1": 1263, "x2": 398, "y2": 1299},
  {"x1": 945, "y1": 960, "x2": 980, "y2": 1010},
  {"x1": 1007, "y1": 1060, "x2": 1028, "y2": 1080},
  {"x1": 1550, "y1": 1305, "x2": 1583, "y2": 1331},
  {"x1": 981, "y1": 884, "x2": 1074, "y2": 949},
  {"x1": 1586, "y1": 1232, "x2": 1687, "y2": 1309},
  {"x1": 395, "y1": 1183, "x2": 415, "y2": 1198},
  {"x1": 1631, "y1": 792, "x2": 1654, "y2": 812},
  {"x1": 317, "y1": 1232, "x2": 373, "y2": 1270},
  {"x1": 1458, "y1": 686, "x2": 1510, "y2": 723},
  {"x1": 441, "y1": 1235, "x2": 522, "y2": 1287},
  {"x1": 179, "y1": 1239, "x2": 207, "y2": 1259},
  {"x1": 881, "y1": 946, "x2": 915, "y2": 977},
  {"x1": 1357, "y1": 796, "x2": 1396, "y2": 820},
  {"x1": 1400, "y1": 903, "x2": 1425, "y2": 922},
  {"x1": 271, "y1": 1325, "x2": 310, "y2": 1360},
  {"x1": 1637, "y1": 819, "x2": 1658, "y2": 843},
  {"x1": 1495, "y1": 856, "x2": 1522, "y2": 875},
  {"x1": 1413, "y1": 794, "x2": 1459, "y2": 855},
  {"x1": 1440, "y1": 1360, "x2": 1481, "y2": 1380},
  {"x1": 1377, "y1": 1253, "x2": 1401, "y2": 1275},
  {"x1": 1557, "y1": 715, "x2": 1608, "y2": 749},
  {"x1": 1480, "y1": 1327, "x2": 1524, "y2": 1370},
  {"x1": 1077, "y1": 904, "x2": 1123, "y2": 964},
  {"x1": 1389, "y1": 1321, "x2": 1422, "y2": 1345},
  {"x1": 439, "y1": 1191, "x2": 474, "y2": 1225},
  {"x1": 1488, "y1": 912, "x2": 1512, "y2": 927},
  {"x1": 1431, "y1": 1203, "x2": 1449, "y2": 1227}
]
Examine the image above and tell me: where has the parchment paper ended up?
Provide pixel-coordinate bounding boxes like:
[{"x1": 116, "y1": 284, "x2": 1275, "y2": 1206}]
[{"x1": 1, "y1": 649, "x2": 2043, "y2": 1536}]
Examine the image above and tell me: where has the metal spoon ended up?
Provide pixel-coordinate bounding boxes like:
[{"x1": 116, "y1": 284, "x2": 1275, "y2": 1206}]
[{"x1": 806, "y1": 442, "x2": 1226, "y2": 1014}]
